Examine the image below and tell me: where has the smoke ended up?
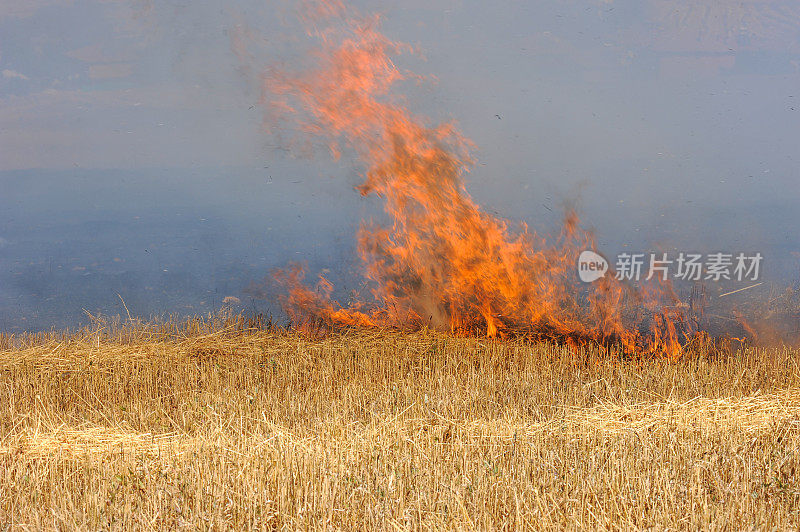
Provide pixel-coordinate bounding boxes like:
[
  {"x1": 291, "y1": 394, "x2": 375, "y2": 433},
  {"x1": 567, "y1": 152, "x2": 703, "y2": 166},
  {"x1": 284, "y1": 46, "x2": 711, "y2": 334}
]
[{"x1": 2, "y1": 0, "x2": 798, "y2": 342}]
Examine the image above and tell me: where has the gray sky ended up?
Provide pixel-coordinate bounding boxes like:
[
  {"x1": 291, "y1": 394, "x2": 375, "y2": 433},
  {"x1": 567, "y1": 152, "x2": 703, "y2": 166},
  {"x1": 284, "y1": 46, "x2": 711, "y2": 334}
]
[
  {"x1": 2, "y1": 1, "x2": 799, "y2": 172},
  {"x1": 1, "y1": 0, "x2": 799, "y2": 329}
]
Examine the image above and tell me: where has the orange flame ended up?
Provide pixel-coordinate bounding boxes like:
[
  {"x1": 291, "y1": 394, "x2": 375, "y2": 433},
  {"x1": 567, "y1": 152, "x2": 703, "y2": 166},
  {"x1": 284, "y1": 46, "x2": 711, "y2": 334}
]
[{"x1": 266, "y1": 2, "x2": 692, "y2": 358}]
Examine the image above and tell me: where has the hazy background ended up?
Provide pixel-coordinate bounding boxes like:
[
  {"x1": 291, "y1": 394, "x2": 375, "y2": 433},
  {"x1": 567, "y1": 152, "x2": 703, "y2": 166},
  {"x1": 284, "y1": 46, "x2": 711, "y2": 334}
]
[{"x1": 2, "y1": 0, "x2": 799, "y2": 331}]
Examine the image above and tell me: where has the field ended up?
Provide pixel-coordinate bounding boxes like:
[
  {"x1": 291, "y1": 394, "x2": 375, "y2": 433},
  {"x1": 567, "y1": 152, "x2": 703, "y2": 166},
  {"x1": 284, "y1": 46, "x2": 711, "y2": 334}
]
[{"x1": 1, "y1": 317, "x2": 800, "y2": 530}]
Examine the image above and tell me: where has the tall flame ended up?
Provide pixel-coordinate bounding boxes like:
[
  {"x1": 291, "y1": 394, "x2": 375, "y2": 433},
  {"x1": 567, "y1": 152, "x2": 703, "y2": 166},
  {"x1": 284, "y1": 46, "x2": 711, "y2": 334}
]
[{"x1": 266, "y1": 2, "x2": 691, "y2": 357}]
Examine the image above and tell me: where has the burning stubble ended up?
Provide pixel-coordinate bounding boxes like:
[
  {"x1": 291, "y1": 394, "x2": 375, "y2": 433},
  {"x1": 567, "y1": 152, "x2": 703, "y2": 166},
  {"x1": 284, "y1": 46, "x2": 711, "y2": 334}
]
[{"x1": 258, "y1": 1, "x2": 695, "y2": 357}]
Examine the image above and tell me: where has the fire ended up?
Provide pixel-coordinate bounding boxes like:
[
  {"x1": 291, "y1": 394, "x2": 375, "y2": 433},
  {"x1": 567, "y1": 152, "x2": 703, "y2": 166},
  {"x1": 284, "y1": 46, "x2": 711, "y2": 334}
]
[{"x1": 266, "y1": 1, "x2": 692, "y2": 358}]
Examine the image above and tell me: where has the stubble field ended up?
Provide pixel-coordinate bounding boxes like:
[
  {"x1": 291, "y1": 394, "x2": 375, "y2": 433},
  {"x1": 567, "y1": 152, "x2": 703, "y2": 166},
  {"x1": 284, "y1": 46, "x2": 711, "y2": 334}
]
[{"x1": 1, "y1": 317, "x2": 799, "y2": 530}]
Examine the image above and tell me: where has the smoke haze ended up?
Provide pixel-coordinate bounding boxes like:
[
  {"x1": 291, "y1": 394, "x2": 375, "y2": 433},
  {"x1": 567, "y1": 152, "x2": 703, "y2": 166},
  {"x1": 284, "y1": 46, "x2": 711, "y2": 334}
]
[{"x1": 1, "y1": 0, "x2": 798, "y2": 331}]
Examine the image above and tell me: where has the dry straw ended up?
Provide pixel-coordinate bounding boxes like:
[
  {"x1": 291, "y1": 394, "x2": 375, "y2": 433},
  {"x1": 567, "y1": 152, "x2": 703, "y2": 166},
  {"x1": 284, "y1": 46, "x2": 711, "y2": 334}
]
[{"x1": 1, "y1": 315, "x2": 799, "y2": 529}]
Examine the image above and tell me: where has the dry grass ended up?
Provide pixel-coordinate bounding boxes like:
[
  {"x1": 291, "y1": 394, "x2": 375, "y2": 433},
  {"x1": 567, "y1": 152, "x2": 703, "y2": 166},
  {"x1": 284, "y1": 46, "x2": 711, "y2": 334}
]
[{"x1": 1, "y1": 317, "x2": 800, "y2": 529}]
